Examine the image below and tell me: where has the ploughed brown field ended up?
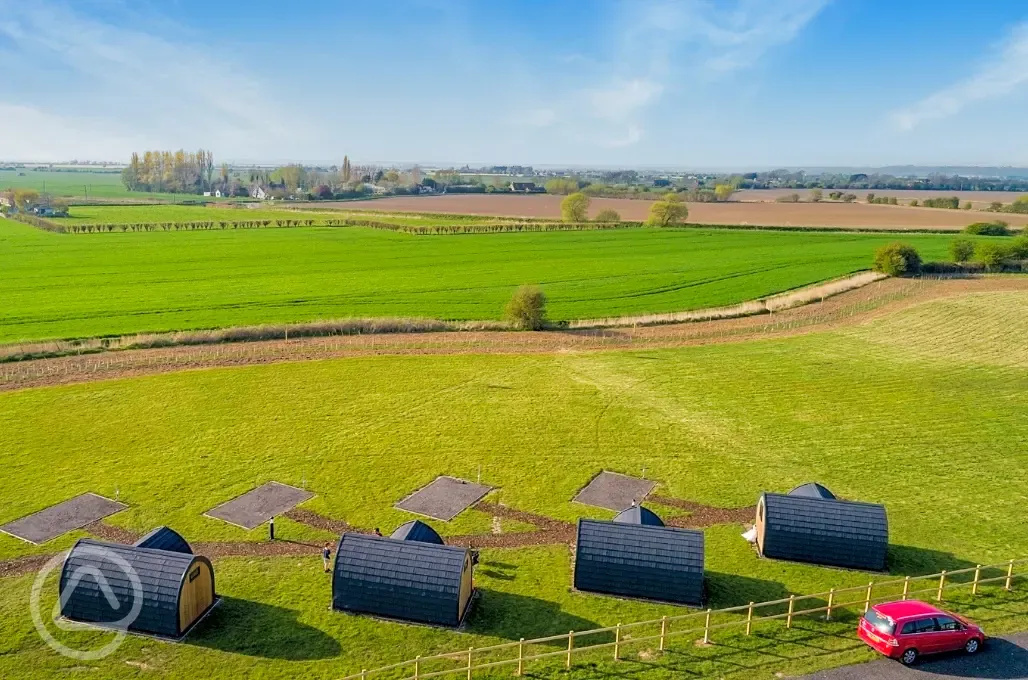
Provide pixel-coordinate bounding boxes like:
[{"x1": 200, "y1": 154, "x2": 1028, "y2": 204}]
[
  {"x1": 328, "y1": 194, "x2": 1028, "y2": 230},
  {"x1": 735, "y1": 188, "x2": 1028, "y2": 207}
]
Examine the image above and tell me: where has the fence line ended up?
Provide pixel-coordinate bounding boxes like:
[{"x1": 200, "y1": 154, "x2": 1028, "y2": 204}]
[{"x1": 342, "y1": 558, "x2": 1026, "y2": 680}]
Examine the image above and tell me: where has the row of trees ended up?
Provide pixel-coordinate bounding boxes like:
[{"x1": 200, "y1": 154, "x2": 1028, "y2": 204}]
[
  {"x1": 121, "y1": 150, "x2": 215, "y2": 194},
  {"x1": 874, "y1": 231, "x2": 1028, "y2": 276},
  {"x1": 558, "y1": 192, "x2": 688, "y2": 226}
]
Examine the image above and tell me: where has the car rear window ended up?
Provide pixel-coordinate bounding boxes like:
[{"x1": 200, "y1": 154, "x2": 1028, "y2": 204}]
[{"x1": 864, "y1": 609, "x2": 895, "y2": 635}]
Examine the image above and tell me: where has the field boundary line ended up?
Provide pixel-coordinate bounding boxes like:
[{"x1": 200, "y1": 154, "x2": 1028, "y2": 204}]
[
  {"x1": 568, "y1": 271, "x2": 886, "y2": 328},
  {"x1": 0, "y1": 271, "x2": 886, "y2": 363}
]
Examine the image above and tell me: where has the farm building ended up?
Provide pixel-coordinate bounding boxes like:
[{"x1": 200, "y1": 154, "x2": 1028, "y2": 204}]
[
  {"x1": 332, "y1": 532, "x2": 474, "y2": 626},
  {"x1": 390, "y1": 519, "x2": 444, "y2": 544},
  {"x1": 755, "y1": 491, "x2": 888, "y2": 571},
  {"x1": 60, "y1": 538, "x2": 216, "y2": 638},
  {"x1": 134, "y1": 526, "x2": 193, "y2": 554},
  {"x1": 573, "y1": 512, "x2": 705, "y2": 606}
]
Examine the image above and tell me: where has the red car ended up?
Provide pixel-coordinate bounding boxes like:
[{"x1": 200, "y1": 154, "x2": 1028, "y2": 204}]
[{"x1": 858, "y1": 600, "x2": 985, "y2": 666}]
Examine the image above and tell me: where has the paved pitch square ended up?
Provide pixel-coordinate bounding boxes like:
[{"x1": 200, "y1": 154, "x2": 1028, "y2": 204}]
[
  {"x1": 205, "y1": 482, "x2": 314, "y2": 530},
  {"x1": 573, "y1": 471, "x2": 655, "y2": 511},
  {"x1": 0, "y1": 493, "x2": 127, "y2": 544},
  {"x1": 395, "y1": 476, "x2": 493, "y2": 521}
]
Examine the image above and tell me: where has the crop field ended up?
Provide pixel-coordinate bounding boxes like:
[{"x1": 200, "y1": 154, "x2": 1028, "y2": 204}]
[
  {"x1": 0, "y1": 168, "x2": 186, "y2": 201},
  {"x1": 0, "y1": 290, "x2": 1026, "y2": 679},
  {"x1": 335, "y1": 194, "x2": 1028, "y2": 230},
  {"x1": 0, "y1": 219, "x2": 978, "y2": 344},
  {"x1": 735, "y1": 187, "x2": 1028, "y2": 207},
  {"x1": 49, "y1": 204, "x2": 509, "y2": 227}
]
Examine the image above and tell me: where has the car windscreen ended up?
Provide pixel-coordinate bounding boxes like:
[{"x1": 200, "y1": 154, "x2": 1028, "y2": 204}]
[{"x1": 863, "y1": 609, "x2": 896, "y2": 635}]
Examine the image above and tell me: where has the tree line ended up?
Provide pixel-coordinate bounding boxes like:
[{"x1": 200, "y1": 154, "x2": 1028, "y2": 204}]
[{"x1": 121, "y1": 150, "x2": 215, "y2": 194}]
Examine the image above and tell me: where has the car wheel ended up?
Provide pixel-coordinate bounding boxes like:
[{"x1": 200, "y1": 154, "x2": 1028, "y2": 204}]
[
  {"x1": 900, "y1": 648, "x2": 918, "y2": 666},
  {"x1": 965, "y1": 637, "x2": 981, "y2": 655}
]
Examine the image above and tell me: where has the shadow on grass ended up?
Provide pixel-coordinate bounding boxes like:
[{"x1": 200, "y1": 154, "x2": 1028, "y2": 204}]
[
  {"x1": 706, "y1": 571, "x2": 791, "y2": 610},
  {"x1": 887, "y1": 545, "x2": 978, "y2": 576},
  {"x1": 466, "y1": 589, "x2": 603, "y2": 643},
  {"x1": 521, "y1": 622, "x2": 868, "y2": 680},
  {"x1": 188, "y1": 596, "x2": 341, "y2": 660}
]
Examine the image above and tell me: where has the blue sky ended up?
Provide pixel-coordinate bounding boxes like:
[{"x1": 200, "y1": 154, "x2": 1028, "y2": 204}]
[{"x1": 2, "y1": 0, "x2": 1028, "y2": 168}]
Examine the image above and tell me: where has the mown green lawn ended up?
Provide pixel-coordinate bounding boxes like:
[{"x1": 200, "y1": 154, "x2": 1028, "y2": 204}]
[
  {"x1": 0, "y1": 219, "x2": 976, "y2": 343},
  {"x1": 0, "y1": 291, "x2": 1026, "y2": 678}
]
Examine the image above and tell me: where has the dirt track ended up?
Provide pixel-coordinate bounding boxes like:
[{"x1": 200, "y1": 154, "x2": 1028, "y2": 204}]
[
  {"x1": 2, "y1": 277, "x2": 1025, "y2": 393},
  {"x1": 327, "y1": 195, "x2": 1028, "y2": 230}
]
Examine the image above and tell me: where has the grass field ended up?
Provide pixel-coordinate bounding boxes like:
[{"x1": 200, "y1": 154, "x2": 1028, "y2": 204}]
[
  {"x1": 49, "y1": 204, "x2": 509, "y2": 226},
  {"x1": 0, "y1": 219, "x2": 978, "y2": 343},
  {"x1": 0, "y1": 168, "x2": 187, "y2": 201},
  {"x1": 0, "y1": 290, "x2": 1026, "y2": 678}
]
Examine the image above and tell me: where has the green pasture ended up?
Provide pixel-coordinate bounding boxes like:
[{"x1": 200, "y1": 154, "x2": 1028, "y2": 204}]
[
  {"x1": 0, "y1": 291, "x2": 1026, "y2": 678},
  {"x1": 0, "y1": 168, "x2": 184, "y2": 201},
  {"x1": 0, "y1": 219, "x2": 976, "y2": 343},
  {"x1": 51, "y1": 204, "x2": 341, "y2": 225}
]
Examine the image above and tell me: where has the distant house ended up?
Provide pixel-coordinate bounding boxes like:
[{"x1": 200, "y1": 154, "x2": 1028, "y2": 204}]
[
  {"x1": 202, "y1": 191, "x2": 212, "y2": 197},
  {"x1": 510, "y1": 181, "x2": 537, "y2": 192},
  {"x1": 0, "y1": 196, "x2": 11, "y2": 208},
  {"x1": 214, "y1": 189, "x2": 224, "y2": 198},
  {"x1": 365, "y1": 184, "x2": 388, "y2": 195},
  {"x1": 250, "y1": 185, "x2": 269, "y2": 200}
]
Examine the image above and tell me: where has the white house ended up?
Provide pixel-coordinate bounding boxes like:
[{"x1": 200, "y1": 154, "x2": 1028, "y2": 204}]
[{"x1": 250, "y1": 185, "x2": 269, "y2": 200}]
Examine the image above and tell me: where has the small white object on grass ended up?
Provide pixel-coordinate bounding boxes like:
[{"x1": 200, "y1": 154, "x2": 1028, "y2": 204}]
[{"x1": 741, "y1": 527, "x2": 757, "y2": 543}]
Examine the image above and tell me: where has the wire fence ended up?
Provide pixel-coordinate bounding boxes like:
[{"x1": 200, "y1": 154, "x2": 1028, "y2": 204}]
[{"x1": 341, "y1": 558, "x2": 1027, "y2": 680}]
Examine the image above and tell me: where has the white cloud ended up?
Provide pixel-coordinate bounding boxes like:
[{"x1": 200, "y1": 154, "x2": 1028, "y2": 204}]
[
  {"x1": 0, "y1": 1, "x2": 311, "y2": 161},
  {"x1": 584, "y1": 79, "x2": 664, "y2": 121},
  {"x1": 0, "y1": 104, "x2": 156, "y2": 162},
  {"x1": 513, "y1": 0, "x2": 827, "y2": 149},
  {"x1": 891, "y1": 23, "x2": 1028, "y2": 131}
]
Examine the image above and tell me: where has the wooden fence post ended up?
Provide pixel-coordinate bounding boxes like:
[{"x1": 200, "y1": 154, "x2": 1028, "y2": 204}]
[
  {"x1": 864, "y1": 582, "x2": 874, "y2": 613},
  {"x1": 972, "y1": 565, "x2": 982, "y2": 596},
  {"x1": 746, "y1": 602, "x2": 754, "y2": 635},
  {"x1": 826, "y1": 589, "x2": 835, "y2": 621},
  {"x1": 703, "y1": 609, "x2": 712, "y2": 645},
  {"x1": 360, "y1": 670, "x2": 366, "y2": 680},
  {"x1": 516, "y1": 638, "x2": 524, "y2": 677},
  {"x1": 566, "y1": 631, "x2": 573, "y2": 669},
  {"x1": 659, "y1": 616, "x2": 667, "y2": 651},
  {"x1": 614, "y1": 623, "x2": 621, "y2": 660},
  {"x1": 786, "y1": 595, "x2": 795, "y2": 629},
  {"x1": 1007, "y1": 560, "x2": 1015, "y2": 591},
  {"x1": 937, "y1": 571, "x2": 947, "y2": 602},
  {"x1": 902, "y1": 576, "x2": 910, "y2": 601},
  {"x1": 467, "y1": 647, "x2": 473, "y2": 680},
  {"x1": 414, "y1": 655, "x2": 420, "y2": 680}
]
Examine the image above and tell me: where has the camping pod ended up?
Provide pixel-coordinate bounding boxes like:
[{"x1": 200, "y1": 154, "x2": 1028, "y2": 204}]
[
  {"x1": 389, "y1": 519, "x2": 444, "y2": 544},
  {"x1": 755, "y1": 492, "x2": 888, "y2": 571},
  {"x1": 134, "y1": 526, "x2": 193, "y2": 554},
  {"x1": 612, "y1": 504, "x2": 665, "y2": 527},
  {"x1": 573, "y1": 516, "x2": 704, "y2": 606},
  {"x1": 60, "y1": 539, "x2": 216, "y2": 638},
  {"x1": 332, "y1": 532, "x2": 474, "y2": 626},
  {"x1": 787, "y1": 482, "x2": 837, "y2": 500}
]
